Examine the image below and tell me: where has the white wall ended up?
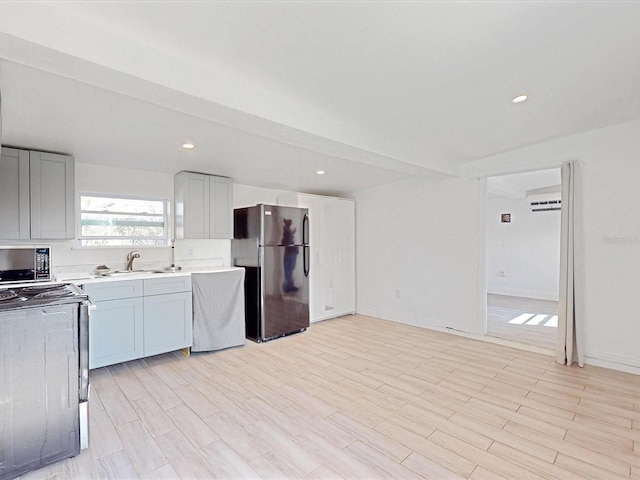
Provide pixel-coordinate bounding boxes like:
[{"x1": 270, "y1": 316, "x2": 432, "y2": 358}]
[
  {"x1": 353, "y1": 175, "x2": 484, "y2": 335},
  {"x1": 233, "y1": 184, "x2": 292, "y2": 208},
  {"x1": 355, "y1": 119, "x2": 640, "y2": 373},
  {"x1": 486, "y1": 195, "x2": 560, "y2": 301},
  {"x1": 465, "y1": 118, "x2": 640, "y2": 371}
]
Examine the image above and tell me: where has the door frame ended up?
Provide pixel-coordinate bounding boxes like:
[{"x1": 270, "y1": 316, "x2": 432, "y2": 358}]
[{"x1": 475, "y1": 160, "x2": 568, "y2": 338}]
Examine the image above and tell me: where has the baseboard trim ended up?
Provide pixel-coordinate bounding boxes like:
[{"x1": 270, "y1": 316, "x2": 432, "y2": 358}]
[
  {"x1": 357, "y1": 309, "x2": 640, "y2": 375},
  {"x1": 356, "y1": 308, "x2": 552, "y2": 356},
  {"x1": 583, "y1": 350, "x2": 640, "y2": 376},
  {"x1": 487, "y1": 287, "x2": 559, "y2": 302}
]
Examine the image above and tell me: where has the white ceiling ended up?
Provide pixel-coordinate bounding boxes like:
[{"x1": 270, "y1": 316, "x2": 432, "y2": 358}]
[
  {"x1": 0, "y1": 1, "x2": 639, "y2": 195},
  {"x1": 487, "y1": 168, "x2": 561, "y2": 199}
]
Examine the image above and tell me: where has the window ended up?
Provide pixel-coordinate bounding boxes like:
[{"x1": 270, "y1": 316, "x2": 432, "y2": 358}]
[{"x1": 78, "y1": 193, "x2": 169, "y2": 247}]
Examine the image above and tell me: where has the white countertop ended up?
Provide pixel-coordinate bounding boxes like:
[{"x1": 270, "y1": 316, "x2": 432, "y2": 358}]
[
  {"x1": 0, "y1": 266, "x2": 244, "y2": 290},
  {"x1": 73, "y1": 266, "x2": 244, "y2": 285}
]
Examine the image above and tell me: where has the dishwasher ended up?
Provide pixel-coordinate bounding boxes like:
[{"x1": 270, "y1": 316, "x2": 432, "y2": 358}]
[
  {"x1": 0, "y1": 283, "x2": 90, "y2": 480},
  {"x1": 191, "y1": 269, "x2": 246, "y2": 352}
]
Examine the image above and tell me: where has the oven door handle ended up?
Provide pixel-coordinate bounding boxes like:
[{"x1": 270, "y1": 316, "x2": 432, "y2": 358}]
[{"x1": 79, "y1": 302, "x2": 91, "y2": 402}]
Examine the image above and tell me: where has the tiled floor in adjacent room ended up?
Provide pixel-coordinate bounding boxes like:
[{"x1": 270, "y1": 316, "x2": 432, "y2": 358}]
[
  {"x1": 21, "y1": 314, "x2": 640, "y2": 479},
  {"x1": 487, "y1": 294, "x2": 558, "y2": 350}
]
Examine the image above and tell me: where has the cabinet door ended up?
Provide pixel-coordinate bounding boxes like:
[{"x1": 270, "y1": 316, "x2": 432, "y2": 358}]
[
  {"x1": 30, "y1": 151, "x2": 75, "y2": 239},
  {"x1": 210, "y1": 176, "x2": 233, "y2": 239},
  {"x1": 0, "y1": 148, "x2": 30, "y2": 239},
  {"x1": 89, "y1": 297, "x2": 144, "y2": 369},
  {"x1": 143, "y1": 292, "x2": 193, "y2": 357},
  {"x1": 175, "y1": 172, "x2": 210, "y2": 239},
  {"x1": 317, "y1": 197, "x2": 337, "y2": 320},
  {"x1": 333, "y1": 199, "x2": 356, "y2": 316}
]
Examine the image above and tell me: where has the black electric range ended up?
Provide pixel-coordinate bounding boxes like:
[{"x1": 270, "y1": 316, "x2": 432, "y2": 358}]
[{"x1": 0, "y1": 282, "x2": 91, "y2": 479}]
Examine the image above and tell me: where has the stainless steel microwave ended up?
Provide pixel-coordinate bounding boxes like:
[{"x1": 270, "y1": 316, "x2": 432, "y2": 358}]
[{"x1": 0, "y1": 245, "x2": 51, "y2": 283}]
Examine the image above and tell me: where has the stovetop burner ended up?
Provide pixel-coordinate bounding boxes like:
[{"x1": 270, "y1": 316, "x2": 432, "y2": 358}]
[
  {"x1": 33, "y1": 289, "x2": 76, "y2": 299},
  {"x1": 0, "y1": 289, "x2": 29, "y2": 305},
  {"x1": 0, "y1": 284, "x2": 87, "y2": 310},
  {"x1": 19, "y1": 284, "x2": 71, "y2": 294},
  {"x1": 0, "y1": 290, "x2": 20, "y2": 302},
  {"x1": 19, "y1": 284, "x2": 75, "y2": 299}
]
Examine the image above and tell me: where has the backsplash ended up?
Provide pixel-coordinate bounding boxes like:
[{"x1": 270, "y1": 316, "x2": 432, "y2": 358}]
[{"x1": 47, "y1": 238, "x2": 230, "y2": 276}]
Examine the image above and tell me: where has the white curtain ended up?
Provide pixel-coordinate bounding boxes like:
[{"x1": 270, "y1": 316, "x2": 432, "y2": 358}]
[{"x1": 556, "y1": 162, "x2": 584, "y2": 367}]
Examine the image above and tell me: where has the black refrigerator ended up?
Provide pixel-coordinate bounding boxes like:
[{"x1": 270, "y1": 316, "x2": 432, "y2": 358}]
[{"x1": 232, "y1": 204, "x2": 310, "y2": 342}]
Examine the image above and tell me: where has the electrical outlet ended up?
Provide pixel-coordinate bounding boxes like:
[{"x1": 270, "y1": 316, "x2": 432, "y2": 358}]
[
  {"x1": 499, "y1": 269, "x2": 506, "y2": 277},
  {"x1": 188, "y1": 247, "x2": 194, "y2": 257},
  {"x1": 395, "y1": 289, "x2": 400, "y2": 299}
]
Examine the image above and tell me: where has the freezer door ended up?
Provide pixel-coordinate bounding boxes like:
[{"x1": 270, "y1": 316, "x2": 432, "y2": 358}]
[
  {"x1": 261, "y1": 245, "x2": 309, "y2": 340},
  {"x1": 262, "y1": 205, "x2": 308, "y2": 247},
  {"x1": 233, "y1": 206, "x2": 261, "y2": 241},
  {"x1": 232, "y1": 206, "x2": 261, "y2": 267}
]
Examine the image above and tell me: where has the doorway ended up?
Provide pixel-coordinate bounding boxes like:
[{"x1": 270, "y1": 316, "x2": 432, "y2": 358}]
[{"x1": 485, "y1": 168, "x2": 561, "y2": 349}]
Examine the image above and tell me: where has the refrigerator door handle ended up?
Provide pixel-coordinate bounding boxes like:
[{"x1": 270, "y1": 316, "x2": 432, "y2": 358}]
[
  {"x1": 303, "y1": 214, "x2": 309, "y2": 245},
  {"x1": 303, "y1": 245, "x2": 310, "y2": 277}
]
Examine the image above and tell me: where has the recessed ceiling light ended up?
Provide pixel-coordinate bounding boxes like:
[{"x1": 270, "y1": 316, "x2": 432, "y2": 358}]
[
  {"x1": 182, "y1": 143, "x2": 195, "y2": 149},
  {"x1": 512, "y1": 94, "x2": 528, "y2": 104},
  {"x1": 316, "y1": 170, "x2": 325, "y2": 175}
]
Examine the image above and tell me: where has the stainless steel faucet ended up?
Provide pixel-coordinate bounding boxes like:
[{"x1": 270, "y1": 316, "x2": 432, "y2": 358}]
[{"x1": 126, "y1": 250, "x2": 140, "y2": 271}]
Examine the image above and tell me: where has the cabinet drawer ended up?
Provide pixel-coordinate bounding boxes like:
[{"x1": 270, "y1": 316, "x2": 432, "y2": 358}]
[
  {"x1": 82, "y1": 280, "x2": 143, "y2": 301},
  {"x1": 144, "y1": 275, "x2": 192, "y2": 296}
]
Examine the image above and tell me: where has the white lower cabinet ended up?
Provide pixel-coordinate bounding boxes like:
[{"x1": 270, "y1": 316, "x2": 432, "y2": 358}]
[{"x1": 83, "y1": 276, "x2": 193, "y2": 369}]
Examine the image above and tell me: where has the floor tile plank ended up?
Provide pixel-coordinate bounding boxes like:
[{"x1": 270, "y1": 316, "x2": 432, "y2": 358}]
[{"x1": 114, "y1": 420, "x2": 167, "y2": 475}]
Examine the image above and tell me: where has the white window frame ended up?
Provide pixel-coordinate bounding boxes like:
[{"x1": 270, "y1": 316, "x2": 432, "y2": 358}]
[{"x1": 77, "y1": 192, "x2": 170, "y2": 248}]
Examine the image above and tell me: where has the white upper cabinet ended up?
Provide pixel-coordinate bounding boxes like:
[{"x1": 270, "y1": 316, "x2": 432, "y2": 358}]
[
  {"x1": 30, "y1": 151, "x2": 75, "y2": 239},
  {"x1": 0, "y1": 148, "x2": 30, "y2": 239},
  {"x1": 210, "y1": 175, "x2": 233, "y2": 239},
  {"x1": 279, "y1": 193, "x2": 355, "y2": 322},
  {"x1": 174, "y1": 171, "x2": 233, "y2": 239},
  {"x1": 0, "y1": 147, "x2": 75, "y2": 240},
  {"x1": 175, "y1": 172, "x2": 209, "y2": 239}
]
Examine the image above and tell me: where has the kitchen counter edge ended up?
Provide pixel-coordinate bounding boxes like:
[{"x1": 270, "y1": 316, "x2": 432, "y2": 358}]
[{"x1": 0, "y1": 266, "x2": 244, "y2": 289}]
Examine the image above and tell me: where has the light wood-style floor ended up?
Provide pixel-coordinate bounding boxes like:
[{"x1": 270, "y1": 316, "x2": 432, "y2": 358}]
[
  {"x1": 20, "y1": 314, "x2": 640, "y2": 480},
  {"x1": 487, "y1": 294, "x2": 558, "y2": 349}
]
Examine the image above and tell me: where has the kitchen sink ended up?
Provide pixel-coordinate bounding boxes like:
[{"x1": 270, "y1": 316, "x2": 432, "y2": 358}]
[
  {"x1": 101, "y1": 268, "x2": 181, "y2": 277},
  {"x1": 103, "y1": 270, "x2": 154, "y2": 277}
]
